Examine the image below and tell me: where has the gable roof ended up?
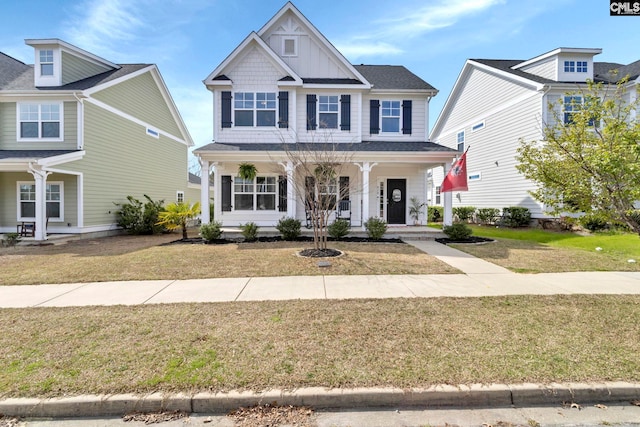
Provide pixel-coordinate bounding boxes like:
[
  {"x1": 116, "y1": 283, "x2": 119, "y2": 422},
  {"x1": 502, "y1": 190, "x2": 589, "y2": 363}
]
[
  {"x1": 355, "y1": 65, "x2": 437, "y2": 92},
  {"x1": 0, "y1": 52, "x2": 32, "y2": 89}
]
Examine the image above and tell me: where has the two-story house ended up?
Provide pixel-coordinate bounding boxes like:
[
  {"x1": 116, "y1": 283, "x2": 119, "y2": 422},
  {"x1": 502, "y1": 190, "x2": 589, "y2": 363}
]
[
  {"x1": 194, "y1": 2, "x2": 458, "y2": 228},
  {"x1": 429, "y1": 47, "x2": 640, "y2": 219},
  {"x1": 0, "y1": 39, "x2": 195, "y2": 241}
]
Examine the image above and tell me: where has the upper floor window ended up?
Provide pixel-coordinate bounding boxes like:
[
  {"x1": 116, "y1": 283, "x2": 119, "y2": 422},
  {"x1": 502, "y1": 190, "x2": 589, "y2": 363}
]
[
  {"x1": 234, "y1": 92, "x2": 276, "y2": 127},
  {"x1": 318, "y1": 95, "x2": 339, "y2": 129},
  {"x1": 456, "y1": 131, "x2": 465, "y2": 152},
  {"x1": 18, "y1": 103, "x2": 62, "y2": 140},
  {"x1": 564, "y1": 61, "x2": 575, "y2": 73},
  {"x1": 381, "y1": 100, "x2": 401, "y2": 133},
  {"x1": 39, "y1": 50, "x2": 54, "y2": 76},
  {"x1": 576, "y1": 61, "x2": 588, "y2": 73},
  {"x1": 563, "y1": 95, "x2": 599, "y2": 126}
]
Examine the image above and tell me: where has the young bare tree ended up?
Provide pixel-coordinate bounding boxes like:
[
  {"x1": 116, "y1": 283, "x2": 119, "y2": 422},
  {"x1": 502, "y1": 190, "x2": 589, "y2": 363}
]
[{"x1": 280, "y1": 139, "x2": 357, "y2": 252}]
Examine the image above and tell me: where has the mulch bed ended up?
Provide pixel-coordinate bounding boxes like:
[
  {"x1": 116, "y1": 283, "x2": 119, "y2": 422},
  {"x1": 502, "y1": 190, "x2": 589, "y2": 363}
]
[
  {"x1": 165, "y1": 236, "x2": 405, "y2": 245},
  {"x1": 436, "y1": 236, "x2": 495, "y2": 245}
]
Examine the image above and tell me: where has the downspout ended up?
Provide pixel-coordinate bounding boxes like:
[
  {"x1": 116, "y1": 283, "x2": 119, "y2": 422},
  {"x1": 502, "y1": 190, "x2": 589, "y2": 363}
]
[{"x1": 73, "y1": 92, "x2": 85, "y2": 149}]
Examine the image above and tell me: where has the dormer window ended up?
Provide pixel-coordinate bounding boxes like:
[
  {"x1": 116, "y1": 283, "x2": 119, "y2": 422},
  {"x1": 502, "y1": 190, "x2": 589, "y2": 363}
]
[
  {"x1": 283, "y1": 38, "x2": 297, "y2": 57},
  {"x1": 39, "y1": 50, "x2": 54, "y2": 76},
  {"x1": 564, "y1": 60, "x2": 588, "y2": 73}
]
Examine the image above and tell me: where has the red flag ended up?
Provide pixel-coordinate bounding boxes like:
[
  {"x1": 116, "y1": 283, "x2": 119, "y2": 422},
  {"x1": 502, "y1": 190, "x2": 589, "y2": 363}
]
[{"x1": 441, "y1": 150, "x2": 468, "y2": 192}]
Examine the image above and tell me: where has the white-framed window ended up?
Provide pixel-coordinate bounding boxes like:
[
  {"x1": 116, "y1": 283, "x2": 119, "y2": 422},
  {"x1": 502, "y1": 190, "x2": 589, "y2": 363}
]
[
  {"x1": 472, "y1": 121, "x2": 485, "y2": 132},
  {"x1": 234, "y1": 175, "x2": 277, "y2": 211},
  {"x1": 39, "y1": 49, "x2": 54, "y2": 76},
  {"x1": 456, "y1": 131, "x2": 465, "y2": 152},
  {"x1": 563, "y1": 95, "x2": 598, "y2": 126},
  {"x1": 17, "y1": 181, "x2": 63, "y2": 221},
  {"x1": 564, "y1": 61, "x2": 575, "y2": 73},
  {"x1": 435, "y1": 186, "x2": 441, "y2": 205},
  {"x1": 282, "y1": 37, "x2": 297, "y2": 56},
  {"x1": 577, "y1": 61, "x2": 588, "y2": 73},
  {"x1": 176, "y1": 191, "x2": 184, "y2": 203},
  {"x1": 318, "y1": 177, "x2": 338, "y2": 209},
  {"x1": 234, "y1": 92, "x2": 276, "y2": 127},
  {"x1": 17, "y1": 102, "x2": 63, "y2": 140},
  {"x1": 318, "y1": 95, "x2": 339, "y2": 129},
  {"x1": 381, "y1": 100, "x2": 401, "y2": 133}
]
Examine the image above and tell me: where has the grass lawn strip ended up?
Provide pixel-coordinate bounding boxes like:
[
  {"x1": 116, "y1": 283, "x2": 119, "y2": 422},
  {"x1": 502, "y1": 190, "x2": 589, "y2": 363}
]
[
  {"x1": 1, "y1": 295, "x2": 638, "y2": 398},
  {"x1": 0, "y1": 234, "x2": 458, "y2": 286},
  {"x1": 450, "y1": 226, "x2": 640, "y2": 273}
]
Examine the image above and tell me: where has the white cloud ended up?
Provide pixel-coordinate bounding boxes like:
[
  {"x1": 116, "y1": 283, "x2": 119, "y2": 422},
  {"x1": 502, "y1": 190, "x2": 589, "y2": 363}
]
[{"x1": 336, "y1": 41, "x2": 404, "y2": 59}]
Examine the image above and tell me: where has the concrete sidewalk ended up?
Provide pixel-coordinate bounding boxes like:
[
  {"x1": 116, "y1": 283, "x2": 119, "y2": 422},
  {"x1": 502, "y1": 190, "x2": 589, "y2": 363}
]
[{"x1": 1, "y1": 241, "x2": 639, "y2": 308}]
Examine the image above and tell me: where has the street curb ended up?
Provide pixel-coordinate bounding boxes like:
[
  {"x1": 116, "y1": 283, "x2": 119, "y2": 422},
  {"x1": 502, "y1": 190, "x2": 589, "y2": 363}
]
[{"x1": 1, "y1": 382, "x2": 639, "y2": 418}]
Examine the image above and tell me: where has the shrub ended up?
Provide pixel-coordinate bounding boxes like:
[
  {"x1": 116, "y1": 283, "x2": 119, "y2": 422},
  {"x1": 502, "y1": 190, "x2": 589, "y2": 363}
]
[
  {"x1": 276, "y1": 217, "x2": 301, "y2": 240},
  {"x1": 428, "y1": 206, "x2": 444, "y2": 223},
  {"x1": 328, "y1": 219, "x2": 350, "y2": 239},
  {"x1": 453, "y1": 206, "x2": 476, "y2": 222},
  {"x1": 502, "y1": 207, "x2": 531, "y2": 228},
  {"x1": 579, "y1": 212, "x2": 609, "y2": 232},
  {"x1": 200, "y1": 221, "x2": 223, "y2": 242},
  {"x1": 364, "y1": 217, "x2": 387, "y2": 240},
  {"x1": 476, "y1": 208, "x2": 500, "y2": 224},
  {"x1": 114, "y1": 195, "x2": 165, "y2": 235},
  {"x1": 240, "y1": 222, "x2": 259, "y2": 242},
  {"x1": 443, "y1": 223, "x2": 473, "y2": 240},
  {"x1": 2, "y1": 232, "x2": 20, "y2": 247}
]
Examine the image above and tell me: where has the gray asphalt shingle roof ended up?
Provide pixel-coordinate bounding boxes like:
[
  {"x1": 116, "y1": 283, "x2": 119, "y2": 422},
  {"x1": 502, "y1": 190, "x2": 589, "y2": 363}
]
[
  {"x1": 473, "y1": 58, "x2": 640, "y2": 85},
  {"x1": 354, "y1": 65, "x2": 437, "y2": 91},
  {"x1": 195, "y1": 141, "x2": 455, "y2": 153}
]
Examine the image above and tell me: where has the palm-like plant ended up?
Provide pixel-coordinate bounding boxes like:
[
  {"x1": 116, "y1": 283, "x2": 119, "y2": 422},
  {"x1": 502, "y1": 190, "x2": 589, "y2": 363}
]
[{"x1": 156, "y1": 201, "x2": 201, "y2": 240}]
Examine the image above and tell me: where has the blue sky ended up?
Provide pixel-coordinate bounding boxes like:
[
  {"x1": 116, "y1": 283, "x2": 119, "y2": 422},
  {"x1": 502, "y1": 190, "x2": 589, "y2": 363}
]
[{"x1": 1, "y1": 0, "x2": 638, "y2": 157}]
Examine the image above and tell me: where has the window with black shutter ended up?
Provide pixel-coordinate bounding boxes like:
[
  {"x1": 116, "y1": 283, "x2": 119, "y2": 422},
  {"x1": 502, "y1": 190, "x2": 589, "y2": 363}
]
[
  {"x1": 306, "y1": 94, "x2": 317, "y2": 130},
  {"x1": 339, "y1": 176, "x2": 350, "y2": 201},
  {"x1": 221, "y1": 92, "x2": 232, "y2": 128},
  {"x1": 369, "y1": 99, "x2": 380, "y2": 134},
  {"x1": 278, "y1": 92, "x2": 289, "y2": 129},
  {"x1": 221, "y1": 175, "x2": 232, "y2": 211},
  {"x1": 402, "y1": 100, "x2": 412, "y2": 135},
  {"x1": 340, "y1": 95, "x2": 351, "y2": 131}
]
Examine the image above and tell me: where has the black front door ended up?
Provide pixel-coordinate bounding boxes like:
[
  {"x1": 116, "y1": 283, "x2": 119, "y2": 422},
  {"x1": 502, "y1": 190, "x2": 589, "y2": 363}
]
[{"x1": 387, "y1": 179, "x2": 406, "y2": 224}]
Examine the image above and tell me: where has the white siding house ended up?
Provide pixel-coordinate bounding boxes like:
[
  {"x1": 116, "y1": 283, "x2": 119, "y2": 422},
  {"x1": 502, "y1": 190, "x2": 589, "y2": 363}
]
[
  {"x1": 195, "y1": 2, "x2": 457, "y2": 228},
  {"x1": 429, "y1": 47, "x2": 640, "y2": 219}
]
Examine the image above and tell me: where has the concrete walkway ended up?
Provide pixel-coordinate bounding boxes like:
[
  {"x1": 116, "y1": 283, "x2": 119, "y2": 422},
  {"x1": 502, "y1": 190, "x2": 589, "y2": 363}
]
[{"x1": 1, "y1": 241, "x2": 639, "y2": 308}]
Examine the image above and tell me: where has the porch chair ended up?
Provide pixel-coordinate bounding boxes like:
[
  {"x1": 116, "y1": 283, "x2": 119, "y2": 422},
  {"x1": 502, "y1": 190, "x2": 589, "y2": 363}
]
[
  {"x1": 17, "y1": 222, "x2": 36, "y2": 237},
  {"x1": 336, "y1": 200, "x2": 351, "y2": 226}
]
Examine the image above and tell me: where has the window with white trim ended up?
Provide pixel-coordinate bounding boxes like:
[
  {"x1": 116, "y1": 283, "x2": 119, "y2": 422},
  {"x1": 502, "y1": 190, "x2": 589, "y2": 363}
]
[
  {"x1": 18, "y1": 103, "x2": 62, "y2": 140},
  {"x1": 318, "y1": 178, "x2": 338, "y2": 209},
  {"x1": 564, "y1": 61, "x2": 575, "y2": 73},
  {"x1": 318, "y1": 95, "x2": 339, "y2": 129},
  {"x1": 456, "y1": 131, "x2": 465, "y2": 152},
  {"x1": 381, "y1": 100, "x2": 401, "y2": 133},
  {"x1": 234, "y1": 92, "x2": 276, "y2": 127},
  {"x1": 176, "y1": 191, "x2": 184, "y2": 203},
  {"x1": 40, "y1": 49, "x2": 54, "y2": 76},
  {"x1": 577, "y1": 61, "x2": 587, "y2": 73},
  {"x1": 435, "y1": 186, "x2": 441, "y2": 205},
  {"x1": 18, "y1": 182, "x2": 63, "y2": 220},
  {"x1": 563, "y1": 95, "x2": 599, "y2": 126},
  {"x1": 233, "y1": 176, "x2": 277, "y2": 211}
]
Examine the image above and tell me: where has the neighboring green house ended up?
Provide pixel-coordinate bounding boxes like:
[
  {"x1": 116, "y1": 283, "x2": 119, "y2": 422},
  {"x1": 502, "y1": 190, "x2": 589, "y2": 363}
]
[{"x1": 0, "y1": 39, "x2": 194, "y2": 241}]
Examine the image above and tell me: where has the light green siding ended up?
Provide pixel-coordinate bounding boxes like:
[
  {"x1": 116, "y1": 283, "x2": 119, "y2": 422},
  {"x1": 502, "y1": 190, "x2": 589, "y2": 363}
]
[
  {"x1": 0, "y1": 172, "x2": 78, "y2": 228},
  {"x1": 0, "y1": 101, "x2": 77, "y2": 150},
  {"x1": 91, "y1": 72, "x2": 183, "y2": 138},
  {"x1": 61, "y1": 51, "x2": 112, "y2": 85},
  {"x1": 63, "y1": 102, "x2": 190, "y2": 227}
]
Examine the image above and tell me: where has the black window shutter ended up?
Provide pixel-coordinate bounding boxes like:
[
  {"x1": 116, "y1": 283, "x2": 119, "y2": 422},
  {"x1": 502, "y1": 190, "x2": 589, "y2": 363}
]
[
  {"x1": 306, "y1": 94, "x2": 317, "y2": 130},
  {"x1": 369, "y1": 99, "x2": 380, "y2": 134},
  {"x1": 305, "y1": 176, "x2": 316, "y2": 208},
  {"x1": 340, "y1": 95, "x2": 351, "y2": 131},
  {"x1": 278, "y1": 92, "x2": 289, "y2": 129},
  {"x1": 339, "y1": 176, "x2": 350, "y2": 201},
  {"x1": 221, "y1": 92, "x2": 232, "y2": 128},
  {"x1": 402, "y1": 100, "x2": 412, "y2": 135},
  {"x1": 278, "y1": 175, "x2": 287, "y2": 212},
  {"x1": 221, "y1": 175, "x2": 232, "y2": 211}
]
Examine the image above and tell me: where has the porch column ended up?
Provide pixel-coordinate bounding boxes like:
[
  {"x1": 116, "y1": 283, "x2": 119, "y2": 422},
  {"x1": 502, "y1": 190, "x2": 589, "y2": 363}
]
[
  {"x1": 356, "y1": 162, "x2": 377, "y2": 230},
  {"x1": 443, "y1": 161, "x2": 453, "y2": 226},
  {"x1": 200, "y1": 159, "x2": 210, "y2": 224},
  {"x1": 29, "y1": 164, "x2": 50, "y2": 241},
  {"x1": 285, "y1": 161, "x2": 296, "y2": 218}
]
